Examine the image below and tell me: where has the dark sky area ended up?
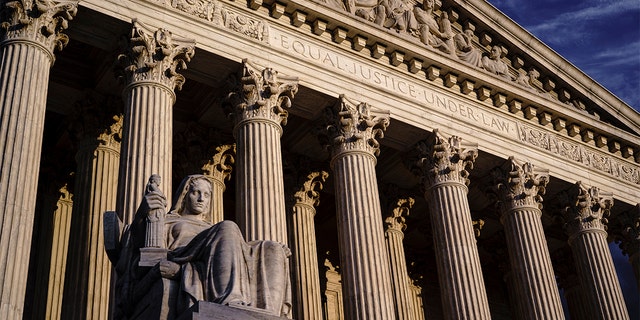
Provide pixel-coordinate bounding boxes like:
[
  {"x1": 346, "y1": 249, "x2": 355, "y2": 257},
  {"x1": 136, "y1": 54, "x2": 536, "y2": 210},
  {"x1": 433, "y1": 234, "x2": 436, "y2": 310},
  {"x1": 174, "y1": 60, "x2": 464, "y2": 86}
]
[
  {"x1": 488, "y1": 1, "x2": 640, "y2": 318},
  {"x1": 488, "y1": 0, "x2": 640, "y2": 111}
]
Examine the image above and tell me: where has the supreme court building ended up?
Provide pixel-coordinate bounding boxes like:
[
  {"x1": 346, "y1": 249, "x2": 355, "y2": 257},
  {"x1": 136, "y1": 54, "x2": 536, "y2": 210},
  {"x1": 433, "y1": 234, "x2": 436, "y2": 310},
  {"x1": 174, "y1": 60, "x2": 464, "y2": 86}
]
[{"x1": 0, "y1": 0, "x2": 638, "y2": 319}]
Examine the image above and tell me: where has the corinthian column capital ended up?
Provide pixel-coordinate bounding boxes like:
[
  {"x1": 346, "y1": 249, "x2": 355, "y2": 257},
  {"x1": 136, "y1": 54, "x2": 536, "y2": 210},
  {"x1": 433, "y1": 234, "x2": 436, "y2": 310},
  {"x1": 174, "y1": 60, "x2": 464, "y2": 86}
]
[
  {"x1": 225, "y1": 59, "x2": 298, "y2": 128},
  {"x1": 320, "y1": 95, "x2": 390, "y2": 158},
  {"x1": 613, "y1": 205, "x2": 640, "y2": 257},
  {"x1": 384, "y1": 197, "x2": 414, "y2": 233},
  {"x1": 116, "y1": 19, "x2": 195, "y2": 91},
  {"x1": 201, "y1": 144, "x2": 236, "y2": 183},
  {"x1": 97, "y1": 114, "x2": 123, "y2": 149},
  {"x1": 561, "y1": 182, "x2": 613, "y2": 238},
  {"x1": 491, "y1": 157, "x2": 549, "y2": 215},
  {"x1": 293, "y1": 170, "x2": 328, "y2": 208},
  {"x1": 0, "y1": 0, "x2": 78, "y2": 53},
  {"x1": 409, "y1": 129, "x2": 478, "y2": 188}
]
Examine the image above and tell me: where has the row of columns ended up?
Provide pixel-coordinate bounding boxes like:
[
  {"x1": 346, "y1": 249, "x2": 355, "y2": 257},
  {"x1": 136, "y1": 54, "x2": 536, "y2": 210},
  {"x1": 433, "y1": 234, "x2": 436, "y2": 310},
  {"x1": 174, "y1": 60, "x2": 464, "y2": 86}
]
[{"x1": 0, "y1": 10, "x2": 637, "y2": 320}]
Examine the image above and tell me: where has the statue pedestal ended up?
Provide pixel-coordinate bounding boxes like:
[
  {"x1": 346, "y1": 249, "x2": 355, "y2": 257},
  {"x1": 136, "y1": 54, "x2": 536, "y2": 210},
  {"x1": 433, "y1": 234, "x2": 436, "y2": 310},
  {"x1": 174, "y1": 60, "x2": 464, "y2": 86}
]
[{"x1": 178, "y1": 301, "x2": 291, "y2": 320}]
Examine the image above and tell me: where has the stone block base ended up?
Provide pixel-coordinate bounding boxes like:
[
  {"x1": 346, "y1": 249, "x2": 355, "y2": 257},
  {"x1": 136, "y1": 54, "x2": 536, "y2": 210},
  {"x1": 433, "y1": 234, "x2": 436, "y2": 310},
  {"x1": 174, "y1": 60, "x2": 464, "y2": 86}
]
[{"x1": 178, "y1": 301, "x2": 291, "y2": 320}]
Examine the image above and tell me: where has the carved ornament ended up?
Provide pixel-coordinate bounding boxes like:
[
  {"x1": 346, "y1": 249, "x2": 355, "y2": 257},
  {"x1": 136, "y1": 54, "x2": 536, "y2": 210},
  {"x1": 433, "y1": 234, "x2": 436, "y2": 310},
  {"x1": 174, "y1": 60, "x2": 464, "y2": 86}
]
[
  {"x1": 201, "y1": 144, "x2": 236, "y2": 183},
  {"x1": 408, "y1": 129, "x2": 478, "y2": 188},
  {"x1": 516, "y1": 122, "x2": 640, "y2": 185},
  {"x1": 116, "y1": 20, "x2": 195, "y2": 91},
  {"x1": 491, "y1": 157, "x2": 549, "y2": 216},
  {"x1": 97, "y1": 114, "x2": 124, "y2": 150},
  {"x1": 384, "y1": 197, "x2": 414, "y2": 233},
  {"x1": 162, "y1": 0, "x2": 269, "y2": 42},
  {"x1": 293, "y1": 171, "x2": 328, "y2": 208},
  {"x1": 225, "y1": 59, "x2": 298, "y2": 128},
  {"x1": 319, "y1": 94, "x2": 390, "y2": 158},
  {"x1": 0, "y1": 0, "x2": 78, "y2": 54},
  {"x1": 561, "y1": 182, "x2": 613, "y2": 239}
]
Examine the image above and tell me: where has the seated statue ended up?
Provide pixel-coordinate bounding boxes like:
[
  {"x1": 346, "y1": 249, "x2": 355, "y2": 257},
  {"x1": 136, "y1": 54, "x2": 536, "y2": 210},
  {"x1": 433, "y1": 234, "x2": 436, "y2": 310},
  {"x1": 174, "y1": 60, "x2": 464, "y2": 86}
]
[
  {"x1": 106, "y1": 174, "x2": 291, "y2": 319},
  {"x1": 413, "y1": 0, "x2": 454, "y2": 54},
  {"x1": 454, "y1": 29, "x2": 483, "y2": 67},
  {"x1": 482, "y1": 45, "x2": 512, "y2": 80}
]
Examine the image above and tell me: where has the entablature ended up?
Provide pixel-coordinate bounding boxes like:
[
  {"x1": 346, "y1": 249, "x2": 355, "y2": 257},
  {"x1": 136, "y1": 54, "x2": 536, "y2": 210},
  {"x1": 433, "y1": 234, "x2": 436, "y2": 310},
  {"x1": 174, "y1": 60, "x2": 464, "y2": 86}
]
[{"x1": 77, "y1": 0, "x2": 640, "y2": 203}]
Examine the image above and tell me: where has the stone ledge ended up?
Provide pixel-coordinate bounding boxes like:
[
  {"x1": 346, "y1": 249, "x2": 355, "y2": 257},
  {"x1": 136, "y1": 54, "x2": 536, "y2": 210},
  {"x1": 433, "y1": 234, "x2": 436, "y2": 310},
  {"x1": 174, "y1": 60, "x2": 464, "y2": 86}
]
[{"x1": 178, "y1": 301, "x2": 291, "y2": 320}]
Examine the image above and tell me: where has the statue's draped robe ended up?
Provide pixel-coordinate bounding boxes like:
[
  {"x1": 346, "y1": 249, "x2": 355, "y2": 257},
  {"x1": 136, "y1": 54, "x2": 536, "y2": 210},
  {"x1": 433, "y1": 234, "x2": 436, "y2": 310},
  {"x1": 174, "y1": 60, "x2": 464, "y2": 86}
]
[{"x1": 166, "y1": 217, "x2": 292, "y2": 316}]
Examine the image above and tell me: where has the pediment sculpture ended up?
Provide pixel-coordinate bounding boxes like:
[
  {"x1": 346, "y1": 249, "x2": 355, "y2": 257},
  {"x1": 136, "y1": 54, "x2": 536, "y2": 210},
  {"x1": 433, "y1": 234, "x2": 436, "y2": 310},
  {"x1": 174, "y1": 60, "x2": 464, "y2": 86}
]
[{"x1": 105, "y1": 174, "x2": 291, "y2": 319}]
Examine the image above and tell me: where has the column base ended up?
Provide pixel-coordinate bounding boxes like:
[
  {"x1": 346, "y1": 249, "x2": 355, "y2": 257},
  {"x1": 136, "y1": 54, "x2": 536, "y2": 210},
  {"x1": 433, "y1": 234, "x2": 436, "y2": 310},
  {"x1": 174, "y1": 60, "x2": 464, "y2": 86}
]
[{"x1": 178, "y1": 301, "x2": 292, "y2": 320}]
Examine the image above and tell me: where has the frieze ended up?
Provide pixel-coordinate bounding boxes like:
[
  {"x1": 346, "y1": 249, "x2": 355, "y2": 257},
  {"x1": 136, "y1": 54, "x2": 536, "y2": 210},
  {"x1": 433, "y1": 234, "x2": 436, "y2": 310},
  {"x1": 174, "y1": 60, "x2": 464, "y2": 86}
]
[
  {"x1": 162, "y1": 0, "x2": 268, "y2": 42},
  {"x1": 516, "y1": 123, "x2": 640, "y2": 185}
]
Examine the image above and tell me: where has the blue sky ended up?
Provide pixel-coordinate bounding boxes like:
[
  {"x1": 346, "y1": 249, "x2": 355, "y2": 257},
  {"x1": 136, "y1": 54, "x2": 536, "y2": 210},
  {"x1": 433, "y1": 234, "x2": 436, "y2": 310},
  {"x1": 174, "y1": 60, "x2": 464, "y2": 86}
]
[{"x1": 487, "y1": 0, "x2": 640, "y2": 111}]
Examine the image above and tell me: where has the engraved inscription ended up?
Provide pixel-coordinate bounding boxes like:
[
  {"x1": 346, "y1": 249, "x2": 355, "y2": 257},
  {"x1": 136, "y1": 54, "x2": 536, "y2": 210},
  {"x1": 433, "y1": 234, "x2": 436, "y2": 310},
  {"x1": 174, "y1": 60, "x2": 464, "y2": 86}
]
[{"x1": 272, "y1": 32, "x2": 515, "y2": 136}]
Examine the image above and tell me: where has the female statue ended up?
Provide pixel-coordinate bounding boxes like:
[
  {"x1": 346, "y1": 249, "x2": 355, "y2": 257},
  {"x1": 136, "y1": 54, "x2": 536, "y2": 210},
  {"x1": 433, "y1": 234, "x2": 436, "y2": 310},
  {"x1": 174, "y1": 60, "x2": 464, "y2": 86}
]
[{"x1": 110, "y1": 175, "x2": 291, "y2": 319}]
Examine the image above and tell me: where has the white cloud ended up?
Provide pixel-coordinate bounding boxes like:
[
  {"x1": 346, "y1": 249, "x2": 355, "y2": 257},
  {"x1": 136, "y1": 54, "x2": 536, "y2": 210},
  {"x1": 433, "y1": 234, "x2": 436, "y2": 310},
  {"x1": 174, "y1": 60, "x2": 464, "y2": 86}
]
[{"x1": 526, "y1": 0, "x2": 640, "y2": 45}]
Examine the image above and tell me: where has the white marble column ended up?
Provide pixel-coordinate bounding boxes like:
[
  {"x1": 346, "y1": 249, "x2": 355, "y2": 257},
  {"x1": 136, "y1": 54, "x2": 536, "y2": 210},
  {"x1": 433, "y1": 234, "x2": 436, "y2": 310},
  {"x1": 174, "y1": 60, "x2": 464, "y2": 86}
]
[
  {"x1": 562, "y1": 182, "x2": 630, "y2": 320},
  {"x1": 115, "y1": 20, "x2": 195, "y2": 224},
  {"x1": 45, "y1": 185, "x2": 73, "y2": 320},
  {"x1": 408, "y1": 130, "x2": 491, "y2": 320},
  {"x1": 319, "y1": 95, "x2": 395, "y2": 319},
  {"x1": 201, "y1": 144, "x2": 235, "y2": 224},
  {"x1": 61, "y1": 114, "x2": 122, "y2": 320},
  {"x1": 409, "y1": 280, "x2": 425, "y2": 320},
  {"x1": 491, "y1": 157, "x2": 564, "y2": 319},
  {"x1": 289, "y1": 171, "x2": 327, "y2": 320},
  {"x1": 225, "y1": 59, "x2": 298, "y2": 244},
  {"x1": 384, "y1": 197, "x2": 416, "y2": 320},
  {"x1": 0, "y1": 2, "x2": 78, "y2": 318},
  {"x1": 554, "y1": 248, "x2": 589, "y2": 320}
]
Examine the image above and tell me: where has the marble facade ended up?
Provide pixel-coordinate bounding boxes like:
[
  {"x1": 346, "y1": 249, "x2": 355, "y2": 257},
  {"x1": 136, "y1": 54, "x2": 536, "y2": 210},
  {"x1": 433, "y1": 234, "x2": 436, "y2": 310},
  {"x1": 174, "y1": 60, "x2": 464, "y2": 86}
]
[{"x1": 0, "y1": 0, "x2": 638, "y2": 319}]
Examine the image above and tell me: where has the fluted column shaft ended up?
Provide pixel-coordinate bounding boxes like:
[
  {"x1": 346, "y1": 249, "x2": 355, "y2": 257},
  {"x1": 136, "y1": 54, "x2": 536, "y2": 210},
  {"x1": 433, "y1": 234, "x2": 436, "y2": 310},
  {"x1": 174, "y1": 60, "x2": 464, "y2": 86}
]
[
  {"x1": 61, "y1": 117, "x2": 121, "y2": 320},
  {"x1": 235, "y1": 120, "x2": 287, "y2": 243},
  {"x1": 427, "y1": 182, "x2": 491, "y2": 319},
  {"x1": 492, "y1": 158, "x2": 564, "y2": 319},
  {"x1": 226, "y1": 60, "x2": 298, "y2": 243},
  {"x1": 333, "y1": 152, "x2": 395, "y2": 319},
  {"x1": 386, "y1": 228, "x2": 415, "y2": 320},
  {"x1": 117, "y1": 84, "x2": 174, "y2": 223},
  {"x1": 115, "y1": 21, "x2": 195, "y2": 224},
  {"x1": 562, "y1": 275, "x2": 589, "y2": 320},
  {"x1": 384, "y1": 197, "x2": 415, "y2": 320},
  {"x1": 409, "y1": 131, "x2": 490, "y2": 320},
  {"x1": 501, "y1": 209, "x2": 564, "y2": 319},
  {"x1": 289, "y1": 171, "x2": 326, "y2": 320},
  {"x1": 291, "y1": 202, "x2": 323, "y2": 319},
  {"x1": 563, "y1": 182, "x2": 629, "y2": 320},
  {"x1": 45, "y1": 187, "x2": 73, "y2": 320},
  {"x1": 0, "y1": 2, "x2": 77, "y2": 318},
  {"x1": 320, "y1": 95, "x2": 394, "y2": 319}
]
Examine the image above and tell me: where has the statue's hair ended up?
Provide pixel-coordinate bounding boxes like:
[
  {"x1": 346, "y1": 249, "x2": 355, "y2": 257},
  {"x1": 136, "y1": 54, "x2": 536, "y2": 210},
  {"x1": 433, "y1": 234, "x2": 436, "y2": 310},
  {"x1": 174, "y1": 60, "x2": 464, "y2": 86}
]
[{"x1": 170, "y1": 174, "x2": 212, "y2": 215}]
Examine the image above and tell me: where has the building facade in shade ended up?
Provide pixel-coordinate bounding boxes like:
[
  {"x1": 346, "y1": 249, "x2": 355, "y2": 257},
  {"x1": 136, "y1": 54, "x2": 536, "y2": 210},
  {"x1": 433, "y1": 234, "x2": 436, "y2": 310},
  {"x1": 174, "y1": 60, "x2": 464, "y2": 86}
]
[{"x1": 0, "y1": 0, "x2": 638, "y2": 319}]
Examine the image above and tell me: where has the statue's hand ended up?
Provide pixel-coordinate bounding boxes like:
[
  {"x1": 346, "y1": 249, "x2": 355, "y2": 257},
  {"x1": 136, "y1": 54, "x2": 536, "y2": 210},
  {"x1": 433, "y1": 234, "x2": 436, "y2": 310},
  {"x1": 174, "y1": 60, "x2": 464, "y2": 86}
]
[
  {"x1": 144, "y1": 191, "x2": 167, "y2": 212},
  {"x1": 158, "y1": 260, "x2": 180, "y2": 279}
]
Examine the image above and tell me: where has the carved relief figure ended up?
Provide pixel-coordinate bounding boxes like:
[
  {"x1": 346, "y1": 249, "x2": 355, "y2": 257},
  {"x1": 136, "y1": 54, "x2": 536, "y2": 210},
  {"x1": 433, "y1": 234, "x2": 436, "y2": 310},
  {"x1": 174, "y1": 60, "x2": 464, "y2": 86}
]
[
  {"x1": 379, "y1": 0, "x2": 417, "y2": 32},
  {"x1": 454, "y1": 29, "x2": 483, "y2": 67},
  {"x1": 346, "y1": 0, "x2": 386, "y2": 26},
  {"x1": 413, "y1": 0, "x2": 454, "y2": 54},
  {"x1": 482, "y1": 45, "x2": 512, "y2": 80},
  {"x1": 107, "y1": 175, "x2": 291, "y2": 319}
]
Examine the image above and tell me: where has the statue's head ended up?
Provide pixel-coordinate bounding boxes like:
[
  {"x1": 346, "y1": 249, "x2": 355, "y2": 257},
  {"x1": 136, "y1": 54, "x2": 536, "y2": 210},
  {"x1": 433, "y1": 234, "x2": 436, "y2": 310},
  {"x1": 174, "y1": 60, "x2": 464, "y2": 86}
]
[
  {"x1": 490, "y1": 46, "x2": 502, "y2": 59},
  {"x1": 171, "y1": 175, "x2": 212, "y2": 216}
]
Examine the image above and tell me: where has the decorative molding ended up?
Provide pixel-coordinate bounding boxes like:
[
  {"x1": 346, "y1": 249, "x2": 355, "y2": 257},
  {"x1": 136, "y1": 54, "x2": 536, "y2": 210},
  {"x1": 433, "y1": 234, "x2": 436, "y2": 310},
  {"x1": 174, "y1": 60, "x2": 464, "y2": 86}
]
[
  {"x1": 116, "y1": 19, "x2": 195, "y2": 91},
  {"x1": 408, "y1": 129, "x2": 478, "y2": 188},
  {"x1": 516, "y1": 122, "x2": 640, "y2": 184},
  {"x1": 491, "y1": 157, "x2": 549, "y2": 214},
  {"x1": 160, "y1": 0, "x2": 269, "y2": 43},
  {"x1": 225, "y1": 59, "x2": 298, "y2": 128},
  {"x1": 561, "y1": 182, "x2": 613, "y2": 239},
  {"x1": 319, "y1": 94, "x2": 390, "y2": 158},
  {"x1": 0, "y1": 0, "x2": 78, "y2": 53}
]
